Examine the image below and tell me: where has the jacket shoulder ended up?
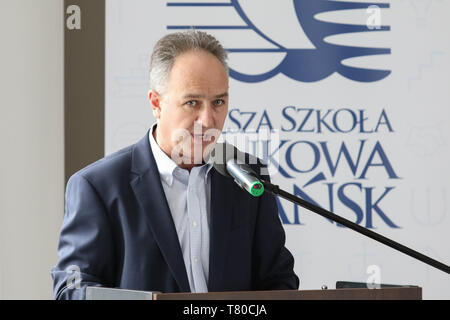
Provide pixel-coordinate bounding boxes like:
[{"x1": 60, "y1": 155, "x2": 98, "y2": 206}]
[{"x1": 68, "y1": 144, "x2": 135, "y2": 187}]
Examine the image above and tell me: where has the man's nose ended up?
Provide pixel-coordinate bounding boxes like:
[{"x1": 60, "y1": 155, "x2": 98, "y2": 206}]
[{"x1": 197, "y1": 105, "x2": 215, "y2": 128}]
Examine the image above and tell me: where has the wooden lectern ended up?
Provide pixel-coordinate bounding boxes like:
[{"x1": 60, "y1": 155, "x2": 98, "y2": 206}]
[{"x1": 152, "y1": 287, "x2": 422, "y2": 300}]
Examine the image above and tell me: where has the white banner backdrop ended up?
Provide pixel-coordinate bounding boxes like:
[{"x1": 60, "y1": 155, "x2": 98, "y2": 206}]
[{"x1": 105, "y1": 0, "x2": 450, "y2": 299}]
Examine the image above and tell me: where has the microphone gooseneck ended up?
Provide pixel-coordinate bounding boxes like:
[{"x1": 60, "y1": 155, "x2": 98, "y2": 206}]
[{"x1": 211, "y1": 142, "x2": 450, "y2": 275}]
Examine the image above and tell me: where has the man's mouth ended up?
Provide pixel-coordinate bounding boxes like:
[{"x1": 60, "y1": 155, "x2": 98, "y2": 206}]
[{"x1": 191, "y1": 133, "x2": 211, "y2": 142}]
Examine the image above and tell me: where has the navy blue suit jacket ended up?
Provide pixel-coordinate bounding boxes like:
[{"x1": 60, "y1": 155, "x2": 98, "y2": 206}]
[{"x1": 51, "y1": 133, "x2": 299, "y2": 299}]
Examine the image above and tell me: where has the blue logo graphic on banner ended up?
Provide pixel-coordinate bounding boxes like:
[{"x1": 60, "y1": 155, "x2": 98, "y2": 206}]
[{"x1": 167, "y1": 0, "x2": 391, "y2": 83}]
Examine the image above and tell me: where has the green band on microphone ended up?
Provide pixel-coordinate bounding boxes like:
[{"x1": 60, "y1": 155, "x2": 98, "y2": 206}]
[{"x1": 249, "y1": 181, "x2": 264, "y2": 197}]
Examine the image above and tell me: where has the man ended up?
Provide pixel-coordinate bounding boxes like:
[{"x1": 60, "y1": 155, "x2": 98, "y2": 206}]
[{"x1": 51, "y1": 30, "x2": 299, "y2": 299}]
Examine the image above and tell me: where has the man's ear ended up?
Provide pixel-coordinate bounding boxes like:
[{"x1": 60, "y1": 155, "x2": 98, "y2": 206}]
[{"x1": 149, "y1": 90, "x2": 162, "y2": 119}]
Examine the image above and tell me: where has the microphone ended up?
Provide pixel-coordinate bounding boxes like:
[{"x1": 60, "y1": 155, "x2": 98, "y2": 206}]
[
  {"x1": 209, "y1": 146, "x2": 450, "y2": 275},
  {"x1": 211, "y1": 143, "x2": 264, "y2": 197},
  {"x1": 209, "y1": 145, "x2": 450, "y2": 274},
  {"x1": 226, "y1": 159, "x2": 265, "y2": 197}
]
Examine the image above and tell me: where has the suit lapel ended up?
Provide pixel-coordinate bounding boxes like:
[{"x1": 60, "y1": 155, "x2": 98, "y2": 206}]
[
  {"x1": 208, "y1": 168, "x2": 234, "y2": 291},
  {"x1": 129, "y1": 133, "x2": 190, "y2": 292}
]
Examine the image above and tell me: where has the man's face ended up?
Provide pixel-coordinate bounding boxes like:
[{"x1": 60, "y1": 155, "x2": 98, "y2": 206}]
[{"x1": 149, "y1": 49, "x2": 229, "y2": 168}]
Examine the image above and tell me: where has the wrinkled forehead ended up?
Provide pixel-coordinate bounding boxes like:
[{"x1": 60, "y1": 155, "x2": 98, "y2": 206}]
[{"x1": 166, "y1": 50, "x2": 229, "y2": 95}]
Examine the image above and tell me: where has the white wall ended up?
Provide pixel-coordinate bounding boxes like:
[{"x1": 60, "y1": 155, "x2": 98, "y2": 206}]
[{"x1": 0, "y1": 0, "x2": 64, "y2": 299}]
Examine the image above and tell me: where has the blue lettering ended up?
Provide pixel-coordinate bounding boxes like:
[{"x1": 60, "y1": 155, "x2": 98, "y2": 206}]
[
  {"x1": 261, "y1": 140, "x2": 293, "y2": 178},
  {"x1": 294, "y1": 184, "x2": 334, "y2": 225},
  {"x1": 317, "y1": 109, "x2": 335, "y2": 133},
  {"x1": 320, "y1": 140, "x2": 366, "y2": 177},
  {"x1": 227, "y1": 108, "x2": 241, "y2": 130},
  {"x1": 281, "y1": 106, "x2": 296, "y2": 132},
  {"x1": 336, "y1": 183, "x2": 364, "y2": 227},
  {"x1": 327, "y1": 182, "x2": 336, "y2": 214},
  {"x1": 365, "y1": 187, "x2": 399, "y2": 228},
  {"x1": 296, "y1": 108, "x2": 314, "y2": 132},
  {"x1": 359, "y1": 141, "x2": 400, "y2": 179},
  {"x1": 286, "y1": 141, "x2": 320, "y2": 173},
  {"x1": 333, "y1": 109, "x2": 357, "y2": 133},
  {"x1": 256, "y1": 110, "x2": 273, "y2": 132},
  {"x1": 241, "y1": 111, "x2": 256, "y2": 132},
  {"x1": 358, "y1": 109, "x2": 373, "y2": 133},
  {"x1": 374, "y1": 109, "x2": 393, "y2": 132}
]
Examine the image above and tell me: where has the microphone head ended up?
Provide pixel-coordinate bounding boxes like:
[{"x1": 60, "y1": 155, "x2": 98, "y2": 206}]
[
  {"x1": 211, "y1": 142, "x2": 262, "y2": 178},
  {"x1": 211, "y1": 142, "x2": 265, "y2": 197}
]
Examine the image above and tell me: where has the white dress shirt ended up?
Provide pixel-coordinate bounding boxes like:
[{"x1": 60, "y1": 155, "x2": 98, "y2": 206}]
[{"x1": 149, "y1": 124, "x2": 212, "y2": 293}]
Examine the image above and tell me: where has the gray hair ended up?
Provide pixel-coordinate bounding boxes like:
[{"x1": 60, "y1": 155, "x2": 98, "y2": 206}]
[{"x1": 149, "y1": 30, "x2": 228, "y2": 95}]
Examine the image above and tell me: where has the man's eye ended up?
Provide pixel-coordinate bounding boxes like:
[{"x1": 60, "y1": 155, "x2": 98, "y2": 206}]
[
  {"x1": 186, "y1": 100, "x2": 197, "y2": 107},
  {"x1": 214, "y1": 99, "x2": 225, "y2": 106}
]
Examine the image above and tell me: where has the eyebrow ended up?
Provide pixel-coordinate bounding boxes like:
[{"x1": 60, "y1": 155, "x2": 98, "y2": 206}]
[{"x1": 182, "y1": 92, "x2": 228, "y2": 99}]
